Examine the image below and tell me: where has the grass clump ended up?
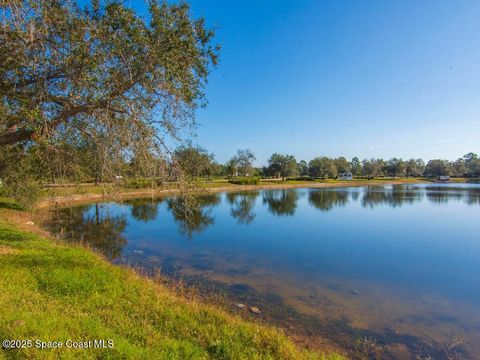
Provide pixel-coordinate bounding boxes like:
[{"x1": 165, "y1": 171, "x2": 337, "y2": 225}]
[{"x1": 0, "y1": 210, "x2": 344, "y2": 360}]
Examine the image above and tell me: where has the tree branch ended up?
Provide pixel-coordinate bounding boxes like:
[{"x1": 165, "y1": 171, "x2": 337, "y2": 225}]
[{"x1": 0, "y1": 128, "x2": 34, "y2": 145}]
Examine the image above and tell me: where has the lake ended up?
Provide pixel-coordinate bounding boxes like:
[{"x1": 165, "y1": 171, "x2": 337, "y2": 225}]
[{"x1": 44, "y1": 183, "x2": 480, "y2": 359}]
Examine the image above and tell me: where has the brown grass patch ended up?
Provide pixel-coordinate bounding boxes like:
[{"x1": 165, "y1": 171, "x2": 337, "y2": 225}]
[{"x1": 0, "y1": 245, "x2": 17, "y2": 255}]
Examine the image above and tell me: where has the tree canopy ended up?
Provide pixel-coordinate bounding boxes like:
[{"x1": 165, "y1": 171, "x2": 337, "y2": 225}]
[
  {"x1": 308, "y1": 157, "x2": 337, "y2": 179},
  {"x1": 0, "y1": 0, "x2": 218, "y2": 200},
  {"x1": 267, "y1": 153, "x2": 298, "y2": 180},
  {"x1": 425, "y1": 159, "x2": 451, "y2": 177},
  {"x1": 174, "y1": 145, "x2": 215, "y2": 179},
  {"x1": 229, "y1": 149, "x2": 256, "y2": 177}
]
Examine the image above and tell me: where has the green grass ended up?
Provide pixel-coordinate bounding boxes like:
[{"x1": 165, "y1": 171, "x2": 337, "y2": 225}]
[
  {"x1": 0, "y1": 197, "x2": 23, "y2": 210},
  {"x1": 0, "y1": 208, "x2": 344, "y2": 360},
  {"x1": 196, "y1": 181, "x2": 236, "y2": 188}
]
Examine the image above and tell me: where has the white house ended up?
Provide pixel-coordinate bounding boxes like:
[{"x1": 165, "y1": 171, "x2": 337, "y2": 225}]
[
  {"x1": 438, "y1": 175, "x2": 450, "y2": 182},
  {"x1": 338, "y1": 172, "x2": 353, "y2": 180}
]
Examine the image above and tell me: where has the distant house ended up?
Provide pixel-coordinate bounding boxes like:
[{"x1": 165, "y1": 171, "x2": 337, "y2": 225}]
[
  {"x1": 438, "y1": 175, "x2": 450, "y2": 182},
  {"x1": 338, "y1": 172, "x2": 353, "y2": 180}
]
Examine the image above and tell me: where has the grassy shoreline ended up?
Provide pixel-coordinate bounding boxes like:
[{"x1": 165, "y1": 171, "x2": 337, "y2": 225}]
[
  {"x1": 36, "y1": 177, "x2": 435, "y2": 209},
  {"x1": 1, "y1": 178, "x2": 474, "y2": 358},
  {"x1": 0, "y1": 201, "x2": 345, "y2": 359}
]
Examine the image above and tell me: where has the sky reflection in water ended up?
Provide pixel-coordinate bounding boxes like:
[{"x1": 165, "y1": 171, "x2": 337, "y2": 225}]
[{"x1": 45, "y1": 184, "x2": 480, "y2": 358}]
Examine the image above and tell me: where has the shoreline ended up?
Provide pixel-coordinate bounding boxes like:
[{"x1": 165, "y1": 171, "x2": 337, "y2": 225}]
[
  {"x1": 36, "y1": 178, "x2": 430, "y2": 209},
  {"x1": 0, "y1": 205, "x2": 340, "y2": 359}
]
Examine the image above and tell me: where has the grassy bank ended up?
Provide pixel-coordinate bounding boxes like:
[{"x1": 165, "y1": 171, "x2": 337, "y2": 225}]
[{"x1": 0, "y1": 202, "x2": 344, "y2": 360}]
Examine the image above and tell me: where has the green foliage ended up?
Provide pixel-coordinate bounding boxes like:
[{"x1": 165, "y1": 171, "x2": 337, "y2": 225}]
[
  {"x1": 1, "y1": 180, "x2": 41, "y2": 209},
  {"x1": 175, "y1": 146, "x2": 216, "y2": 179},
  {"x1": 334, "y1": 157, "x2": 350, "y2": 173},
  {"x1": 288, "y1": 176, "x2": 314, "y2": 181},
  {"x1": 121, "y1": 178, "x2": 163, "y2": 189},
  {"x1": 424, "y1": 159, "x2": 452, "y2": 177},
  {"x1": 297, "y1": 160, "x2": 309, "y2": 176},
  {"x1": 463, "y1": 153, "x2": 480, "y2": 177},
  {"x1": 384, "y1": 158, "x2": 406, "y2": 178},
  {"x1": 0, "y1": 146, "x2": 42, "y2": 208},
  {"x1": 266, "y1": 153, "x2": 298, "y2": 180},
  {"x1": 350, "y1": 157, "x2": 362, "y2": 176},
  {"x1": 361, "y1": 159, "x2": 384, "y2": 179},
  {"x1": 0, "y1": 198, "x2": 23, "y2": 211},
  {"x1": 229, "y1": 177, "x2": 261, "y2": 185},
  {"x1": 0, "y1": 0, "x2": 219, "y2": 200},
  {"x1": 229, "y1": 149, "x2": 256, "y2": 177},
  {"x1": 405, "y1": 158, "x2": 425, "y2": 177},
  {"x1": 308, "y1": 157, "x2": 337, "y2": 179}
]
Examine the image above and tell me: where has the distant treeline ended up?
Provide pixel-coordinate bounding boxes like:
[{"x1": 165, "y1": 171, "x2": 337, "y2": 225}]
[{"x1": 174, "y1": 147, "x2": 480, "y2": 180}]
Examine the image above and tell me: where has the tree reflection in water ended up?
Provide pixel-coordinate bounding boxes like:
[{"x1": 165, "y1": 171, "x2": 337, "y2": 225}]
[
  {"x1": 166, "y1": 194, "x2": 221, "y2": 237},
  {"x1": 46, "y1": 204, "x2": 128, "y2": 260},
  {"x1": 361, "y1": 186, "x2": 423, "y2": 208},
  {"x1": 45, "y1": 185, "x2": 480, "y2": 254},
  {"x1": 124, "y1": 198, "x2": 161, "y2": 222},
  {"x1": 308, "y1": 189, "x2": 350, "y2": 212},
  {"x1": 424, "y1": 186, "x2": 480, "y2": 205},
  {"x1": 226, "y1": 191, "x2": 260, "y2": 225},
  {"x1": 262, "y1": 189, "x2": 299, "y2": 216}
]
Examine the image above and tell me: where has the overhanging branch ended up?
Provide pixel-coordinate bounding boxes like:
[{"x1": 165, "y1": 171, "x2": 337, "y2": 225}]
[{"x1": 0, "y1": 129, "x2": 35, "y2": 145}]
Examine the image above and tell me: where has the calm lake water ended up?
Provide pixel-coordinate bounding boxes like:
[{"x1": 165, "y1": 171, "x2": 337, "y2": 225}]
[{"x1": 45, "y1": 184, "x2": 480, "y2": 359}]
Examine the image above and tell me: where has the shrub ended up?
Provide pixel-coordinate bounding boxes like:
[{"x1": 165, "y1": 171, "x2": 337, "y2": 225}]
[
  {"x1": 0, "y1": 180, "x2": 41, "y2": 208},
  {"x1": 229, "y1": 176, "x2": 261, "y2": 185},
  {"x1": 122, "y1": 178, "x2": 163, "y2": 189},
  {"x1": 287, "y1": 176, "x2": 313, "y2": 181}
]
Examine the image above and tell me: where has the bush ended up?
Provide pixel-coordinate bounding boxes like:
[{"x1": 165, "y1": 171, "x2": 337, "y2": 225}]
[
  {"x1": 121, "y1": 178, "x2": 163, "y2": 189},
  {"x1": 0, "y1": 180, "x2": 41, "y2": 208},
  {"x1": 287, "y1": 176, "x2": 313, "y2": 181},
  {"x1": 229, "y1": 176, "x2": 261, "y2": 185}
]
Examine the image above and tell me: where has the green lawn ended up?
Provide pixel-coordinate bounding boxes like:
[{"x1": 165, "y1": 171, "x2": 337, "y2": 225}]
[{"x1": 0, "y1": 205, "x2": 344, "y2": 360}]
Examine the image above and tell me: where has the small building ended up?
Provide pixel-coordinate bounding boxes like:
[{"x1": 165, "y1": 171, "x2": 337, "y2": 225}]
[
  {"x1": 338, "y1": 172, "x2": 353, "y2": 180},
  {"x1": 438, "y1": 175, "x2": 450, "y2": 182}
]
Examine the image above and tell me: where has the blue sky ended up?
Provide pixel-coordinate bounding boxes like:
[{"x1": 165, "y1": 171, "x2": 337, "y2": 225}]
[{"x1": 137, "y1": 1, "x2": 480, "y2": 165}]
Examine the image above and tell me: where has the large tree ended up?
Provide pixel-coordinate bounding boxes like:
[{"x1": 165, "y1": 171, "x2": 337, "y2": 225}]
[
  {"x1": 384, "y1": 158, "x2": 405, "y2": 179},
  {"x1": 451, "y1": 158, "x2": 467, "y2": 177},
  {"x1": 350, "y1": 157, "x2": 362, "y2": 176},
  {"x1": 267, "y1": 153, "x2": 298, "y2": 180},
  {"x1": 308, "y1": 157, "x2": 337, "y2": 179},
  {"x1": 405, "y1": 158, "x2": 425, "y2": 178},
  {"x1": 463, "y1": 153, "x2": 480, "y2": 177},
  {"x1": 334, "y1": 157, "x2": 350, "y2": 173},
  {"x1": 233, "y1": 149, "x2": 256, "y2": 176},
  {"x1": 0, "y1": 0, "x2": 218, "y2": 191},
  {"x1": 297, "y1": 160, "x2": 309, "y2": 176},
  {"x1": 174, "y1": 145, "x2": 215, "y2": 179},
  {"x1": 362, "y1": 158, "x2": 384, "y2": 179},
  {"x1": 424, "y1": 160, "x2": 451, "y2": 177}
]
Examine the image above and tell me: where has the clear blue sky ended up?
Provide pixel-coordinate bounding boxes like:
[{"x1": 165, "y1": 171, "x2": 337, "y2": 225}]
[{"x1": 138, "y1": 1, "x2": 480, "y2": 165}]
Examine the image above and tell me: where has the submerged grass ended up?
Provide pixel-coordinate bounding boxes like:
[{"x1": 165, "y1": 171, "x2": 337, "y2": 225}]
[{"x1": 0, "y1": 205, "x2": 344, "y2": 360}]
